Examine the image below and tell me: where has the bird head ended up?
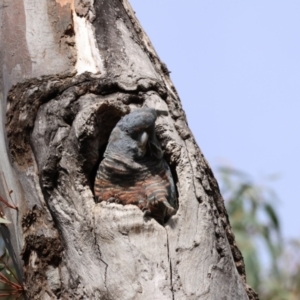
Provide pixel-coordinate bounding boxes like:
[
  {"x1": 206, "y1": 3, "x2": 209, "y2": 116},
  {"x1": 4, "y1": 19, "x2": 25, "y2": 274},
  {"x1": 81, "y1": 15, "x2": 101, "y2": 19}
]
[{"x1": 104, "y1": 108, "x2": 166, "y2": 161}]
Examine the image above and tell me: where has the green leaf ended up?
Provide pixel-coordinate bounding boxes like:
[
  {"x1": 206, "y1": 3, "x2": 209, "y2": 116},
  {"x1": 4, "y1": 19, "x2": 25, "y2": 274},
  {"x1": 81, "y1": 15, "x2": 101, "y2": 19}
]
[
  {"x1": 264, "y1": 203, "x2": 280, "y2": 230},
  {"x1": 0, "y1": 263, "x2": 5, "y2": 271},
  {"x1": 5, "y1": 268, "x2": 11, "y2": 275},
  {"x1": 0, "y1": 251, "x2": 5, "y2": 260},
  {"x1": 0, "y1": 217, "x2": 10, "y2": 224}
]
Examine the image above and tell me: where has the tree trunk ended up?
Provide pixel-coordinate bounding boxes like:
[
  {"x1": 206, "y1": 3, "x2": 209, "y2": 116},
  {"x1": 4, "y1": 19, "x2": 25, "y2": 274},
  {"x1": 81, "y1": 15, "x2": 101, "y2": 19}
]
[{"x1": 0, "y1": 0, "x2": 258, "y2": 299}]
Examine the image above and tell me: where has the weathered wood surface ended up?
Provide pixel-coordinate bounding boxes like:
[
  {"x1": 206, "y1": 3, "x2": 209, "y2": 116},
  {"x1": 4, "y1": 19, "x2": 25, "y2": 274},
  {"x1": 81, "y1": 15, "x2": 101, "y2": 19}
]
[{"x1": 0, "y1": 0, "x2": 258, "y2": 299}]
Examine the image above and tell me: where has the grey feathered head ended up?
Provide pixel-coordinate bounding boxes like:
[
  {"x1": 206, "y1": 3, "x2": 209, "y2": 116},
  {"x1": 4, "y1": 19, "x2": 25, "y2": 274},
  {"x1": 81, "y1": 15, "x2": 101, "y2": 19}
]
[{"x1": 104, "y1": 108, "x2": 166, "y2": 160}]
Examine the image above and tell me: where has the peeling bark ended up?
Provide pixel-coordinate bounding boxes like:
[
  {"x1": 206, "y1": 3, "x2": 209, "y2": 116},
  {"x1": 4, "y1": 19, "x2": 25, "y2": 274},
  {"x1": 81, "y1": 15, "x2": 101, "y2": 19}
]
[{"x1": 0, "y1": 0, "x2": 258, "y2": 299}]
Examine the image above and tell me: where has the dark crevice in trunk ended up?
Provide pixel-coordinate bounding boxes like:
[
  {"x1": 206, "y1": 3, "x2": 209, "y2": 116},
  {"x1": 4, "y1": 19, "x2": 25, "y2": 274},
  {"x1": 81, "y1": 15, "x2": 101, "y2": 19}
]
[{"x1": 166, "y1": 230, "x2": 174, "y2": 300}]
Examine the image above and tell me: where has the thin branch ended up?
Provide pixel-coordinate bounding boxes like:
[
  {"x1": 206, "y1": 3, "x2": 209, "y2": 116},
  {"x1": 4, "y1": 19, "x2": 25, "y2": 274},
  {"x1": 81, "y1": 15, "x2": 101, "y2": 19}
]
[
  {"x1": 0, "y1": 172, "x2": 17, "y2": 210},
  {"x1": 0, "y1": 255, "x2": 21, "y2": 285}
]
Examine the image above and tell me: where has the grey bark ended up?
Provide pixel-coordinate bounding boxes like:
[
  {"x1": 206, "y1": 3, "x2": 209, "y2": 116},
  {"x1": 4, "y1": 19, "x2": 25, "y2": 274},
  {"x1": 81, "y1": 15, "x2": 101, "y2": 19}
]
[{"x1": 0, "y1": 0, "x2": 258, "y2": 299}]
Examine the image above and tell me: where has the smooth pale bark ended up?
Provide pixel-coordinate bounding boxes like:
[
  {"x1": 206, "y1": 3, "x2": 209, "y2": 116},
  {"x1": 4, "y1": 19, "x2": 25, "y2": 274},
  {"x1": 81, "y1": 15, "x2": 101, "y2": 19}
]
[{"x1": 0, "y1": 0, "x2": 259, "y2": 299}]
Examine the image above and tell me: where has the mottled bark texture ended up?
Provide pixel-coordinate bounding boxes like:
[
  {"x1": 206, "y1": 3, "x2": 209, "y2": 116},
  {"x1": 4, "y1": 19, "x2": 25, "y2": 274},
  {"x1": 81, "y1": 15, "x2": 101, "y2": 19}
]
[{"x1": 0, "y1": 0, "x2": 258, "y2": 299}]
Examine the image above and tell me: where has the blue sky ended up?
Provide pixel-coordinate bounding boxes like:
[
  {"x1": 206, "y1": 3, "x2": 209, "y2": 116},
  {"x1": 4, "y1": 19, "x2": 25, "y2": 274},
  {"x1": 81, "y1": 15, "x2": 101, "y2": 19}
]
[{"x1": 130, "y1": 1, "x2": 300, "y2": 241}]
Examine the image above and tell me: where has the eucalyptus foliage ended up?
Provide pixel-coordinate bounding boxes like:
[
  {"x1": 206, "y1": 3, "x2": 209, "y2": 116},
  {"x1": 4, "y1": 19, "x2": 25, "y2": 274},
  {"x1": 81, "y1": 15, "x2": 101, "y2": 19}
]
[{"x1": 218, "y1": 166, "x2": 299, "y2": 299}]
